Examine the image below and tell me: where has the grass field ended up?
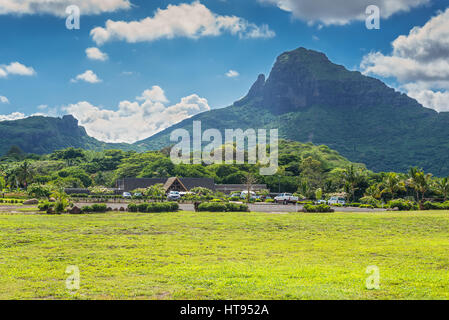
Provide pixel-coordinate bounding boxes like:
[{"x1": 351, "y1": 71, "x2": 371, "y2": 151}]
[{"x1": 0, "y1": 210, "x2": 448, "y2": 300}]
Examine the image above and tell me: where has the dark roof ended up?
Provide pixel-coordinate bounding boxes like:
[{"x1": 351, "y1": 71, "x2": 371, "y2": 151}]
[
  {"x1": 117, "y1": 177, "x2": 216, "y2": 192},
  {"x1": 179, "y1": 178, "x2": 216, "y2": 191}
]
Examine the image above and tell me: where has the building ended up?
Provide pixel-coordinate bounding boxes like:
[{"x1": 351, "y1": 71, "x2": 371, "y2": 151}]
[
  {"x1": 116, "y1": 177, "x2": 267, "y2": 194},
  {"x1": 116, "y1": 177, "x2": 216, "y2": 193}
]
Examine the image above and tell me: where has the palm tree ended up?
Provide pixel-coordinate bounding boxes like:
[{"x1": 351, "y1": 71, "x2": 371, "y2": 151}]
[
  {"x1": 342, "y1": 165, "x2": 364, "y2": 202},
  {"x1": 381, "y1": 173, "x2": 406, "y2": 200},
  {"x1": 407, "y1": 167, "x2": 432, "y2": 204},
  {"x1": 17, "y1": 161, "x2": 33, "y2": 190},
  {"x1": 364, "y1": 183, "x2": 382, "y2": 199},
  {"x1": 434, "y1": 177, "x2": 449, "y2": 201}
]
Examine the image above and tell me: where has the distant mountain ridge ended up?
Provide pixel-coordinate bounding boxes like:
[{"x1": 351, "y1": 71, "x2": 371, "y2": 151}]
[
  {"x1": 135, "y1": 47, "x2": 449, "y2": 175},
  {"x1": 0, "y1": 115, "x2": 137, "y2": 155}
]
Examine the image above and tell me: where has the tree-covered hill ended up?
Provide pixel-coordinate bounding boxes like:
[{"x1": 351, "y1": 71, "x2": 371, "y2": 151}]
[{"x1": 0, "y1": 115, "x2": 138, "y2": 155}]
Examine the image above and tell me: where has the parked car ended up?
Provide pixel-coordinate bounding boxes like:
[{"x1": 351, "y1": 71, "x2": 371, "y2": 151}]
[
  {"x1": 274, "y1": 193, "x2": 299, "y2": 204},
  {"x1": 240, "y1": 191, "x2": 257, "y2": 200},
  {"x1": 316, "y1": 199, "x2": 327, "y2": 205},
  {"x1": 167, "y1": 191, "x2": 181, "y2": 201},
  {"x1": 133, "y1": 192, "x2": 143, "y2": 199},
  {"x1": 122, "y1": 192, "x2": 132, "y2": 199},
  {"x1": 328, "y1": 196, "x2": 346, "y2": 205}
]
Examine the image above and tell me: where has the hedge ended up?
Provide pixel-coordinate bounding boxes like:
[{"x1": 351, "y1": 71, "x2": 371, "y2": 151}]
[
  {"x1": 422, "y1": 201, "x2": 449, "y2": 210},
  {"x1": 196, "y1": 202, "x2": 249, "y2": 212},
  {"x1": 0, "y1": 199, "x2": 24, "y2": 204},
  {"x1": 128, "y1": 202, "x2": 179, "y2": 213},
  {"x1": 81, "y1": 204, "x2": 108, "y2": 213},
  {"x1": 387, "y1": 199, "x2": 419, "y2": 211},
  {"x1": 303, "y1": 204, "x2": 334, "y2": 213}
]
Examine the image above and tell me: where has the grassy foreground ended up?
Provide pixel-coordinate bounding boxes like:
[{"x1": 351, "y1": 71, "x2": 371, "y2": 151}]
[{"x1": 0, "y1": 210, "x2": 448, "y2": 300}]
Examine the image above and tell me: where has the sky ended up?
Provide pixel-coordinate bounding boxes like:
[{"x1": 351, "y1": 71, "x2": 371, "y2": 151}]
[{"x1": 0, "y1": 0, "x2": 448, "y2": 143}]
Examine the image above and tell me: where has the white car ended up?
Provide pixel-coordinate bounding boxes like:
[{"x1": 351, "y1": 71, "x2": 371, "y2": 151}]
[
  {"x1": 316, "y1": 199, "x2": 327, "y2": 205},
  {"x1": 240, "y1": 191, "x2": 257, "y2": 200},
  {"x1": 274, "y1": 193, "x2": 299, "y2": 204},
  {"x1": 167, "y1": 191, "x2": 181, "y2": 201},
  {"x1": 328, "y1": 196, "x2": 346, "y2": 205}
]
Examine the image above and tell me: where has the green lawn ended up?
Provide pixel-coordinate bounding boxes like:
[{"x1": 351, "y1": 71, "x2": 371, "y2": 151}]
[{"x1": 0, "y1": 210, "x2": 448, "y2": 300}]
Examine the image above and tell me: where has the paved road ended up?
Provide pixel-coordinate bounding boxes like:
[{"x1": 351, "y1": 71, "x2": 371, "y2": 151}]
[{"x1": 74, "y1": 202, "x2": 386, "y2": 213}]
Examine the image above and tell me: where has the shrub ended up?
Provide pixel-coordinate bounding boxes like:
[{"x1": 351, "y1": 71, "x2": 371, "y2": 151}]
[
  {"x1": 303, "y1": 204, "x2": 334, "y2": 213},
  {"x1": 265, "y1": 199, "x2": 275, "y2": 203},
  {"x1": 229, "y1": 196, "x2": 241, "y2": 201},
  {"x1": 297, "y1": 201, "x2": 313, "y2": 205},
  {"x1": 347, "y1": 203, "x2": 361, "y2": 207},
  {"x1": 197, "y1": 202, "x2": 249, "y2": 212},
  {"x1": 387, "y1": 199, "x2": 419, "y2": 211},
  {"x1": 225, "y1": 203, "x2": 250, "y2": 212},
  {"x1": 360, "y1": 204, "x2": 374, "y2": 209},
  {"x1": 211, "y1": 199, "x2": 224, "y2": 202},
  {"x1": 81, "y1": 206, "x2": 92, "y2": 213},
  {"x1": 422, "y1": 201, "x2": 449, "y2": 210},
  {"x1": 129, "y1": 202, "x2": 179, "y2": 213},
  {"x1": 38, "y1": 201, "x2": 54, "y2": 211},
  {"x1": 128, "y1": 203, "x2": 138, "y2": 212},
  {"x1": 91, "y1": 204, "x2": 108, "y2": 213}
]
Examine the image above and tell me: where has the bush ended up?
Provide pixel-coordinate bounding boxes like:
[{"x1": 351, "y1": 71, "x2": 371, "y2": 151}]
[
  {"x1": 297, "y1": 201, "x2": 313, "y2": 205},
  {"x1": 81, "y1": 205, "x2": 92, "y2": 213},
  {"x1": 38, "y1": 201, "x2": 54, "y2": 211},
  {"x1": 91, "y1": 204, "x2": 108, "y2": 213},
  {"x1": 197, "y1": 202, "x2": 249, "y2": 212},
  {"x1": 229, "y1": 196, "x2": 241, "y2": 201},
  {"x1": 265, "y1": 199, "x2": 275, "y2": 203},
  {"x1": 211, "y1": 199, "x2": 224, "y2": 202},
  {"x1": 387, "y1": 199, "x2": 419, "y2": 211},
  {"x1": 303, "y1": 204, "x2": 334, "y2": 213},
  {"x1": 128, "y1": 202, "x2": 179, "y2": 213},
  {"x1": 347, "y1": 203, "x2": 361, "y2": 207},
  {"x1": 128, "y1": 203, "x2": 138, "y2": 212},
  {"x1": 422, "y1": 201, "x2": 449, "y2": 210},
  {"x1": 360, "y1": 204, "x2": 374, "y2": 209}
]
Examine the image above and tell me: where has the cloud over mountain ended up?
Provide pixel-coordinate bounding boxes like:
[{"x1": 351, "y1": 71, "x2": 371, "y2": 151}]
[
  {"x1": 361, "y1": 8, "x2": 449, "y2": 111},
  {"x1": 63, "y1": 86, "x2": 211, "y2": 143}
]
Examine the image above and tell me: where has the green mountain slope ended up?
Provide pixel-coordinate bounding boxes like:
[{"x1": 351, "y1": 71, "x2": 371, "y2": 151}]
[
  {"x1": 135, "y1": 47, "x2": 449, "y2": 175},
  {"x1": 0, "y1": 115, "x2": 137, "y2": 155}
]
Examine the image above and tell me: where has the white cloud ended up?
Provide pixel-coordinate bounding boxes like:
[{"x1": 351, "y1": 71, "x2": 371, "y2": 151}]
[
  {"x1": 0, "y1": 0, "x2": 131, "y2": 17},
  {"x1": 360, "y1": 8, "x2": 449, "y2": 112},
  {"x1": 86, "y1": 47, "x2": 108, "y2": 61},
  {"x1": 0, "y1": 95, "x2": 9, "y2": 104},
  {"x1": 71, "y1": 70, "x2": 102, "y2": 83},
  {"x1": 0, "y1": 112, "x2": 25, "y2": 121},
  {"x1": 259, "y1": 0, "x2": 428, "y2": 26},
  {"x1": 0, "y1": 62, "x2": 35, "y2": 78},
  {"x1": 63, "y1": 86, "x2": 211, "y2": 143},
  {"x1": 225, "y1": 70, "x2": 239, "y2": 78},
  {"x1": 90, "y1": 1, "x2": 275, "y2": 45}
]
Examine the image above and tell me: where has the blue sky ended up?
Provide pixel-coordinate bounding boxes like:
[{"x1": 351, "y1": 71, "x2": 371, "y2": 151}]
[{"x1": 0, "y1": 0, "x2": 448, "y2": 142}]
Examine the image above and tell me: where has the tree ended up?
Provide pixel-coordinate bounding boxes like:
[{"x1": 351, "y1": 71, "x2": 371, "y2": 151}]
[
  {"x1": 0, "y1": 176, "x2": 5, "y2": 197},
  {"x1": 17, "y1": 161, "x2": 34, "y2": 189},
  {"x1": 242, "y1": 172, "x2": 258, "y2": 202},
  {"x1": 341, "y1": 165, "x2": 365, "y2": 202},
  {"x1": 146, "y1": 184, "x2": 166, "y2": 201},
  {"x1": 434, "y1": 177, "x2": 449, "y2": 201},
  {"x1": 364, "y1": 183, "x2": 382, "y2": 199},
  {"x1": 381, "y1": 173, "x2": 406, "y2": 200},
  {"x1": 51, "y1": 189, "x2": 70, "y2": 213},
  {"x1": 407, "y1": 167, "x2": 432, "y2": 204},
  {"x1": 315, "y1": 188, "x2": 323, "y2": 200}
]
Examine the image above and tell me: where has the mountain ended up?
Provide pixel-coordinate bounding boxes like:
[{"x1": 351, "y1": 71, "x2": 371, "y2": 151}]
[
  {"x1": 0, "y1": 115, "x2": 136, "y2": 155},
  {"x1": 135, "y1": 47, "x2": 449, "y2": 176}
]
